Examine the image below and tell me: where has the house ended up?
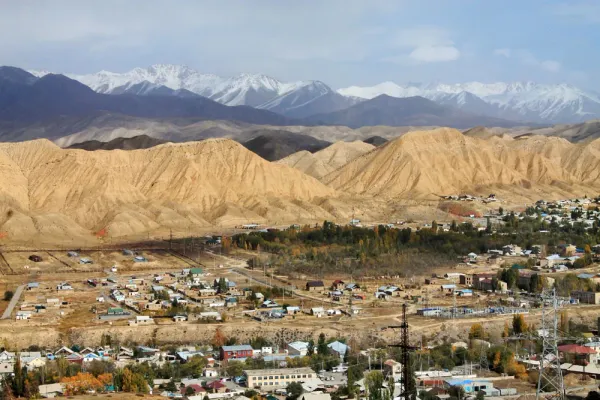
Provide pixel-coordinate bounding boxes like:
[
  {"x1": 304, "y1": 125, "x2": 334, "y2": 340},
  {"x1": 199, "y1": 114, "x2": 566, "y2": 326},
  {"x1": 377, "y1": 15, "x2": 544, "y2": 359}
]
[
  {"x1": 345, "y1": 283, "x2": 361, "y2": 292},
  {"x1": 571, "y1": 291, "x2": 600, "y2": 305},
  {"x1": 107, "y1": 307, "x2": 126, "y2": 315},
  {"x1": 467, "y1": 253, "x2": 478, "y2": 262},
  {"x1": 331, "y1": 280, "x2": 345, "y2": 290},
  {"x1": 286, "y1": 306, "x2": 301, "y2": 315},
  {"x1": 220, "y1": 345, "x2": 253, "y2": 361},
  {"x1": 287, "y1": 341, "x2": 310, "y2": 356},
  {"x1": 327, "y1": 341, "x2": 349, "y2": 359},
  {"x1": 301, "y1": 394, "x2": 332, "y2": 400},
  {"x1": 502, "y1": 244, "x2": 522, "y2": 256},
  {"x1": 38, "y1": 382, "x2": 64, "y2": 398},
  {"x1": 16, "y1": 311, "x2": 32, "y2": 320},
  {"x1": 459, "y1": 275, "x2": 473, "y2": 286},
  {"x1": 444, "y1": 378, "x2": 494, "y2": 394},
  {"x1": 440, "y1": 284, "x2": 456, "y2": 294},
  {"x1": 244, "y1": 367, "x2": 317, "y2": 390},
  {"x1": 546, "y1": 254, "x2": 564, "y2": 268},
  {"x1": 456, "y1": 289, "x2": 473, "y2": 297},
  {"x1": 117, "y1": 347, "x2": 134, "y2": 360},
  {"x1": 306, "y1": 281, "x2": 325, "y2": 292},
  {"x1": 559, "y1": 244, "x2": 577, "y2": 257},
  {"x1": 173, "y1": 315, "x2": 188, "y2": 322},
  {"x1": 181, "y1": 384, "x2": 205, "y2": 396},
  {"x1": 27, "y1": 282, "x2": 40, "y2": 290},
  {"x1": 189, "y1": 267, "x2": 203, "y2": 277},
  {"x1": 384, "y1": 359, "x2": 403, "y2": 380},
  {"x1": 55, "y1": 346, "x2": 75, "y2": 357},
  {"x1": 129, "y1": 315, "x2": 154, "y2": 326},
  {"x1": 310, "y1": 307, "x2": 325, "y2": 317},
  {"x1": 56, "y1": 282, "x2": 73, "y2": 290},
  {"x1": 0, "y1": 362, "x2": 14, "y2": 379},
  {"x1": 195, "y1": 311, "x2": 222, "y2": 321},
  {"x1": 205, "y1": 380, "x2": 227, "y2": 393}
]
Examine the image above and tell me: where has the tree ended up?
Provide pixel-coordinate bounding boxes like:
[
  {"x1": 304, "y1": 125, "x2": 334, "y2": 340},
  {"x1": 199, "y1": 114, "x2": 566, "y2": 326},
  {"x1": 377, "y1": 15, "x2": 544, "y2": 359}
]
[
  {"x1": 502, "y1": 322, "x2": 510, "y2": 338},
  {"x1": 165, "y1": 379, "x2": 177, "y2": 393},
  {"x1": 287, "y1": 382, "x2": 304, "y2": 400},
  {"x1": 476, "y1": 390, "x2": 485, "y2": 400},
  {"x1": 469, "y1": 323, "x2": 484, "y2": 339},
  {"x1": 512, "y1": 314, "x2": 528, "y2": 335},
  {"x1": 186, "y1": 386, "x2": 196, "y2": 396},
  {"x1": 3, "y1": 291, "x2": 13, "y2": 301},
  {"x1": 225, "y1": 361, "x2": 244, "y2": 378},
  {"x1": 317, "y1": 333, "x2": 329, "y2": 355},
  {"x1": 498, "y1": 207, "x2": 504, "y2": 215},
  {"x1": 212, "y1": 327, "x2": 227, "y2": 348},
  {"x1": 306, "y1": 339, "x2": 315, "y2": 356},
  {"x1": 60, "y1": 372, "x2": 109, "y2": 395},
  {"x1": 365, "y1": 371, "x2": 385, "y2": 400}
]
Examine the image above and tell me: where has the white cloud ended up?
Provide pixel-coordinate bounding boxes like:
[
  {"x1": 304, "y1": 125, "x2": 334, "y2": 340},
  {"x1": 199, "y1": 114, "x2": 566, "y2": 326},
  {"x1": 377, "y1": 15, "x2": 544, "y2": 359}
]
[
  {"x1": 409, "y1": 46, "x2": 460, "y2": 62},
  {"x1": 388, "y1": 26, "x2": 460, "y2": 63},
  {"x1": 493, "y1": 48, "x2": 561, "y2": 73},
  {"x1": 493, "y1": 48, "x2": 511, "y2": 58},
  {"x1": 540, "y1": 60, "x2": 561, "y2": 73}
]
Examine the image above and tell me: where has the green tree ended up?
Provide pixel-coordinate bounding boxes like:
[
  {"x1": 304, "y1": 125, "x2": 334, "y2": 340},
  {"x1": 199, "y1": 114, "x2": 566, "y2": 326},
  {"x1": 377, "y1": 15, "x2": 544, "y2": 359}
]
[
  {"x1": 225, "y1": 361, "x2": 244, "y2": 378},
  {"x1": 306, "y1": 339, "x2": 315, "y2": 356},
  {"x1": 185, "y1": 386, "x2": 196, "y2": 396},
  {"x1": 3, "y1": 291, "x2": 13, "y2": 301},
  {"x1": 287, "y1": 382, "x2": 304, "y2": 400},
  {"x1": 476, "y1": 390, "x2": 485, "y2": 400},
  {"x1": 317, "y1": 333, "x2": 329, "y2": 355},
  {"x1": 165, "y1": 379, "x2": 177, "y2": 393},
  {"x1": 365, "y1": 371, "x2": 385, "y2": 400}
]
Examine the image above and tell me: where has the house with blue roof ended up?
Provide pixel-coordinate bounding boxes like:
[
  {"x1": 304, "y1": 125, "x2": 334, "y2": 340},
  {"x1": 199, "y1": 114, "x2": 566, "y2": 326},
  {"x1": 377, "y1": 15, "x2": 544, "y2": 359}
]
[
  {"x1": 327, "y1": 341, "x2": 349, "y2": 359},
  {"x1": 444, "y1": 378, "x2": 493, "y2": 393}
]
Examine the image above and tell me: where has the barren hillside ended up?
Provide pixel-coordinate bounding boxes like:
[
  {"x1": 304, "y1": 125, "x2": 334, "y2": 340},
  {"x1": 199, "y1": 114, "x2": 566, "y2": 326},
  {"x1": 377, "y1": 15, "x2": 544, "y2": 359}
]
[
  {"x1": 0, "y1": 139, "x2": 337, "y2": 242},
  {"x1": 277, "y1": 141, "x2": 375, "y2": 179},
  {"x1": 323, "y1": 128, "x2": 595, "y2": 200}
]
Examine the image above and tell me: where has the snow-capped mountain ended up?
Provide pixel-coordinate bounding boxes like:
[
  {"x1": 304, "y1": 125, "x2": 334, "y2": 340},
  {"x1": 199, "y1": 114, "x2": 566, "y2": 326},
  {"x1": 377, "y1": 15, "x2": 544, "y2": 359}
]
[
  {"x1": 257, "y1": 81, "x2": 360, "y2": 118},
  {"x1": 32, "y1": 64, "x2": 309, "y2": 107},
  {"x1": 339, "y1": 81, "x2": 600, "y2": 123}
]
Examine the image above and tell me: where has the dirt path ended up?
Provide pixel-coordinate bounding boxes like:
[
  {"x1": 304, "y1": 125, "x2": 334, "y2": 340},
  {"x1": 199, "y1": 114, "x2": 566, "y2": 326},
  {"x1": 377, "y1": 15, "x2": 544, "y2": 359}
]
[{"x1": 1, "y1": 284, "x2": 24, "y2": 319}]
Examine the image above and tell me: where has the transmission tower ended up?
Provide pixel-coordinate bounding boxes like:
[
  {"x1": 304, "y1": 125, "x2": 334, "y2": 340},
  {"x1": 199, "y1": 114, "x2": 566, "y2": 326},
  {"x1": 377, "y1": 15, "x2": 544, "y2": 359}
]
[
  {"x1": 536, "y1": 288, "x2": 565, "y2": 400},
  {"x1": 389, "y1": 304, "x2": 417, "y2": 400},
  {"x1": 478, "y1": 327, "x2": 489, "y2": 371}
]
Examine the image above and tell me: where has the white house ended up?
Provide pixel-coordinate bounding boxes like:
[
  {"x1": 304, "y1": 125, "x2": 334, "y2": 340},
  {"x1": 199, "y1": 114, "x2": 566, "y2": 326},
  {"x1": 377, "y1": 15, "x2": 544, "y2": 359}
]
[{"x1": 287, "y1": 341, "x2": 310, "y2": 356}]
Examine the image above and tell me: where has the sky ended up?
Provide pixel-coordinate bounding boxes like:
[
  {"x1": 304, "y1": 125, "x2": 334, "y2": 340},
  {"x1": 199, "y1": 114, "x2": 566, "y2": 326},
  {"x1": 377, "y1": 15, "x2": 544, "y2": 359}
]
[{"x1": 0, "y1": 0, "x2": 598, "y2": 89}]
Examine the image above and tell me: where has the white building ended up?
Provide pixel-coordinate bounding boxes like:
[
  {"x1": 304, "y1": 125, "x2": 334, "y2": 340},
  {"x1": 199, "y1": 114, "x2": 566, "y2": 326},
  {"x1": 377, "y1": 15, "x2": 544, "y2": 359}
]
[
  {"x1": 244, "y1": 367, "x2": 317, "y2": 390},
  {"x1": 287, "y1": 341, "x2": 310, "y2": 357}
]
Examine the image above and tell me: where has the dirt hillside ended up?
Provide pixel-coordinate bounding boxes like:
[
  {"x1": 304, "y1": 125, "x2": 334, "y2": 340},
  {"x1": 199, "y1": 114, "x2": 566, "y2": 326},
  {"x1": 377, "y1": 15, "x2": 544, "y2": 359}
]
[
  {"x1": 277, "y1": 140, "x2": 375, "y2": 179},
  {"x1": 323, "y1": 127, "x2": 596, "y2": 200},
  {"x1": 0, "y1": 139, "x2": 337, "y2": 242}
]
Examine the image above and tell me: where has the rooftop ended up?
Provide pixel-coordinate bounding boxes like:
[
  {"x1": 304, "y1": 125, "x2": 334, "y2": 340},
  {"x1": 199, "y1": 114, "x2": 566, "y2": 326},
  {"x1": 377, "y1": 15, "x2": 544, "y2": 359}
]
[{"x1": 243, "y1": 367, "x2": 315, "y2": 376}]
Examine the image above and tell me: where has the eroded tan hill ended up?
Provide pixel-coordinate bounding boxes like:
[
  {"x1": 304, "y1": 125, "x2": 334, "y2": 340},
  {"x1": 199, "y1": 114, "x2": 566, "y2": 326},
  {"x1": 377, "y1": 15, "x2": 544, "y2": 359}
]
[
  {"x1": 324, "y1": 128, "x2": 596, "y2": 199},
  {"x1": 2, "y1": 129, "x2": 600, "y2": 245},
  {"x1": 277, "y1": 141, "x2": 375, "y2": 179},
  {"x1": 0, "y1": 139, "x2": 337, "y2": 242}
]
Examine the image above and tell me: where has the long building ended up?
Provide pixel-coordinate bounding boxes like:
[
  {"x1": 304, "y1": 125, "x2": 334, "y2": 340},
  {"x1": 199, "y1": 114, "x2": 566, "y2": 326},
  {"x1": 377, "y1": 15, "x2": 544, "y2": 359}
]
[{"x1": 244, "y1": 367, "x2": 317, "y2": 389}]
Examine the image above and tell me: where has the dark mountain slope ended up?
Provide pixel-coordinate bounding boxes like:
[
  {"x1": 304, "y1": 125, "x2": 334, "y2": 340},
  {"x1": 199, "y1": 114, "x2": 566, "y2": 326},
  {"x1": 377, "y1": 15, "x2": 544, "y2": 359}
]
[
  {"x1": 303, "y1": 95, "x2": 523, "y2": 129},
  {"x1": 242, "y1": 130, "x2": 331, "y2": 161},
  {"x1": 67, "y1": 134, "x2": 167, "y2": 150}
]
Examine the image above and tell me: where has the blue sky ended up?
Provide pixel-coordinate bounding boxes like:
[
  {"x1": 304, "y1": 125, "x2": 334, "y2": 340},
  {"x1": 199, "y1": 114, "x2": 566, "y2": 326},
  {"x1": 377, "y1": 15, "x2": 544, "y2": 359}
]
[{"x1": 0, "y1": 0, "x2": 598, "y2": 89}]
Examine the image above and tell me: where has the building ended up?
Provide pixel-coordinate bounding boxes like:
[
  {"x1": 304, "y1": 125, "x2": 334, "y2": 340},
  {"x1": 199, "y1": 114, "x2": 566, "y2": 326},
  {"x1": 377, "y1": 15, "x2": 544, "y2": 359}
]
[
  {"x1": 129, "y1": 316, "x2": 154, "y2": 326},
  {"x1": 571, "y1": 291, "x2": 600, "y2": 305},
  {"x1": 287, "y1": 341, "x2": 310, "y2": 356},
  {"x1": 306, "y1": 281, "x2": 325, "y2": 292},
  {"x1": 310, "y1": 307, "x2": 325, "y2": 317},
  {"x1": 327, "y1": 341, "x2": 349, "y2": 359},
  {"x1": 301, "y1": 394, "x2": 332, "y2": 400},
  {"x1": 444, "y1": 378, "x2": 493, "y2": 394},
  {"x1": 384, "y1": 359, "x2": 402, "y2": 380},
  {"x1": 220, "y1": 345, "x2": 253, "y2": 361},
  {"x1": 244, "y1": 367, "x2": 317, "y2": 390},
  {"x1": 459, "y1": 275, "x2": 473, "y2": 286}
]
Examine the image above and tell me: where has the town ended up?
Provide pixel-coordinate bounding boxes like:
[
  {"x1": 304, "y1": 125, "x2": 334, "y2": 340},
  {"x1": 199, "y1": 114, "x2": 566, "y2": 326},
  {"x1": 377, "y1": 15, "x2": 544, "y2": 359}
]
[{"x1": 2, "y1": 196, "x2": 600, "y2": 399}]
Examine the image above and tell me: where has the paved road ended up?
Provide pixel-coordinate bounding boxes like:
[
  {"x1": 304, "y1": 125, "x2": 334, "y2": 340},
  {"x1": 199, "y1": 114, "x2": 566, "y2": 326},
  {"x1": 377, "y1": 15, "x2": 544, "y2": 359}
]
[{"x1": 1, "y1": 284, "x2": 25, "y2": 319}]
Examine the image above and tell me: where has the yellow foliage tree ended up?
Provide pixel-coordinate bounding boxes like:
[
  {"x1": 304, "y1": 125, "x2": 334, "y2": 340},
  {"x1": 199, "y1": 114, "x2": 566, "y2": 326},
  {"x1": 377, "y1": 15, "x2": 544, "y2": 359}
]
[
  {"x1": 502, "y1": 322, "x2": 510, "y2": 338},
  {"x1": 469, "y1": 323, "x2": 484, "y2": 339},
  {"x1": 61, "y1": 372, "x2": 109, "y2": 395}
]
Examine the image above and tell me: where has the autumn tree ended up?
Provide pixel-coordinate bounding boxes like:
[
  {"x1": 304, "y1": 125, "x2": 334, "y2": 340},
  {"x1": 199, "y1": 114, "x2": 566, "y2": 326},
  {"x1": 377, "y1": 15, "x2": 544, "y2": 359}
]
[
  {"x1": 469, "y1": 323, "x2": 484, "y2": 339},
  {"x1": 502, "y1": 322, "x2": 510, "y2": 338},
  {"x1": 61, "y1": 372, "x2": 109, "y2": 395},
  {"x1": 212, "y1": 326, "x2": 227, "y2": 348},
  {"x1": 512, "y1": 314, "x2": 528, "y2": 335}
]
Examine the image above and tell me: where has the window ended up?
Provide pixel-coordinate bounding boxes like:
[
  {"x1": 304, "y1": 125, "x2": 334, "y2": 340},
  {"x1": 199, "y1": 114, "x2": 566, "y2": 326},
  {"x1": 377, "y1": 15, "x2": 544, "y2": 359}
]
[
  {"x1": 302, "y1": 374, "x2": 307, "y2": 378},
  {"x1": 286, "y1": 375, "x2": 290, "y2": 379}
]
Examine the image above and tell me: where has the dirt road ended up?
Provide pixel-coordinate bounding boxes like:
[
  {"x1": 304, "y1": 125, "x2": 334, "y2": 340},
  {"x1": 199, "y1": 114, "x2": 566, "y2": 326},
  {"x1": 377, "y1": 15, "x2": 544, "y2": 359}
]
[{"x1": 1, "y1": 284, "x2": 24, "y2": 319}]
